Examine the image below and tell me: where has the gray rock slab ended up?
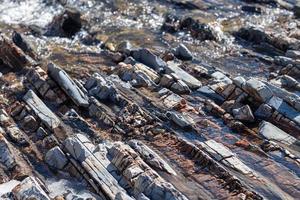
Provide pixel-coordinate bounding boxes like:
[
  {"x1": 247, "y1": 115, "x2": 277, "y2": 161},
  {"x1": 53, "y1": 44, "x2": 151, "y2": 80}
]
[
  {"x1": 48, "y1": 63, "x2": 89, "y2": 107},
  {"x1": 263, "y1": 81, "x2": 300, "y2": 112},
  {"x1": 174, "y1": 44, "x2": 193, "y2": 60},
  {"x1": 45, "y1": 146, "x2": 68, "y2": 170},
  {"x1": 199, "y1": 140, "x2": 254, "y2": 175},
  {"x1": 12, "y1": 176, "x2": 50, "y2": 200},
  {"x1": 166, "y1": 61, "x2": 202, "y2": 89},
  {"x1": 64, "y1": 134, "x2": 132, "y2": 200},
  {"x1": 232, "y1": 105, "x2": 255, "y2": 122},
  {"x1": 196, "y1": 86, "x2": 225, "y2": 104},
  {"x1": 242, "y1": 78, "x2": 273, "y2": 102},
  {"x1": 23, "y1": 90, "x2": 60, "y2": 130},
  {"x1": 131, "y1": 48, "x2": 167, "y2": 71},
  {"x1": 267, "y1": 96, "x2": 300, "y2": 126},
  {"x1": 0, "y1": 135, "x2": 16, "y2": 170},
  {"x1": 259, "y1": 121, "x2": 297, "y2": 145},
  {"x1": 128, "y1": 140, "x2": 177, "y2": 175},
  {"x1": 211, "y1": 71, "x2": 232, "y2": 85}
]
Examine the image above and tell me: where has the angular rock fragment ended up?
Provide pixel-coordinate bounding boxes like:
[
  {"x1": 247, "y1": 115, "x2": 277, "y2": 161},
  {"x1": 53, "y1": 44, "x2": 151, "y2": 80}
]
[
  {"x1": 48, "y1": 63, "x2": 89, "y2": 107},
  {"x1": 12, "y1": 176, "x2": 50, "y2": 200},
  {"x1": 211, "y1": 71, "x2": 232, "y2": 85},
  {"x1": 45, "y1": 146, "x2": 68, "y2": 170},
  {"x1": 6, "y1": 126, "x2": 28, "y2": 146},
  {"x1": 166, "y1": 111, "x2": 194, "y2": 129},
  {"x1": 131, "y1": 48, "x2": 167, "y2": 71},
  {"x1": 0, "y1": 134, "x2": 16, "y2": 170},
  {"x1": 263, "y1": 81, "x2": 300, "y2": 111},
  {"x1": 0, "y1": 34, "x2": 31, "y2": 69},
  {"x1": 232, "y1": 105, "x2": 255, "y2": 122},
  {"x1": 162, "y1": 93, "x2": 184, "y2": 109},
  {"x1": 128, "y1": 140, "x2": 177, "y2": 175},
  {"x1": 174, "y1": 44, "x2": 193, "y2": 60},
  {"x1": 233, "y1": 76, "x2": 246, "y2": 88},
  {"x1": 23, "y1": 90, "x2": 60, "y2": 130},
  {"x1": 259, "y1": 121, "x2": 297, "y2": 145},
  {"x1": 166, "y1": 61, "x2": 202, "y2": 89},
  {"x1": 242, "y1": 78, "x2": 273, "y2": 102},
  {"x1": 85, "y1": 73, "x2": 120, "y2": 103},
  {"x1": 254, "y1": 104, "x2": 273, "y2": 119},
  {"x1": 197, "y1": 86, "x2": 225, "y2": 104},
  {"x1": 160, "y1": 74, "x2": 174, "y2": 87},
  {"x1": 170, "y1": 80, "x2": 191, "y2": 94}
]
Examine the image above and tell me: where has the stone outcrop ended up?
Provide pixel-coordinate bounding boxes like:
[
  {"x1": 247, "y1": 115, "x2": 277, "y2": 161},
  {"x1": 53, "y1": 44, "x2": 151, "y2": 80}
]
[
  {"x1": 108, "y1": 142, "x2": 189, "y2": 200},
  {"x1": 63, "y1": 134, "x2": 133, "y2": 200}
]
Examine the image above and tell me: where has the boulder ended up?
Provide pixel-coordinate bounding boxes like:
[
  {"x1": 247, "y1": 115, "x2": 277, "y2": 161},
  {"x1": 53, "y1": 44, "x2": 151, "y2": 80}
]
[
  {"x1": 211, "y1": 71, "x2": 232, "y2": 85},
  {"x1": 0, "y1": 134, "x2": 16, "y2": 170},
  {"x1": 254, "y1": 104, "x2": 273, "y2": 119},
  {"x1": 170, "y1": 80, "x2": 191, "y2": 94},
  {"x1": 131, "y1": 48, "x2": 167, "y2": 71},
  {"x1": 259, "y1": 121, "x2": 297, "y2": 145},
  {"x1": 160, "y1": 74, "x2": 174, "y2": 88},
  {"x1": 232, "y1": 105, "x2": 255, "y2": 122},
  {"x1": 45, "y1": 146, "x2": 68, "y2": 170},
  {"x1": 48, "y1": 63, "x2": 89, "y2": 107},
  {"x1": 23, "y1": 90, "x2": 60, "y2": 130},
  {"x1": 233, "y1": 76, "x2": 246, "y2": 88},
  {"x1": 166, "y1": 61, "x2": 202, "y2": 89},
  {"x1": 174, "y1": 44, "x2": 193, "y2": 60},
  {"x1": 7, "y1": 126, "x2": 28, "y2": 146},
  {"x1": 242, "y1": 78, "x2": 273, "y2": 102}
]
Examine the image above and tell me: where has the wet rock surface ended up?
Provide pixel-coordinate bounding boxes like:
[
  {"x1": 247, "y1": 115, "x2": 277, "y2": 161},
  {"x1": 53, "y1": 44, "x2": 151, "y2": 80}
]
[{"x1": 0, "y1": 0, "x2": 300, "y2": 200}]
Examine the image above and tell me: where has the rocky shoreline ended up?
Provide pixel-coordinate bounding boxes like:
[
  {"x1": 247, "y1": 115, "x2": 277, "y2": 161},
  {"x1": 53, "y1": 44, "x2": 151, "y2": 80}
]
[{"x1": 0, "y1": 0, "x2": 299, "y2": 199}]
